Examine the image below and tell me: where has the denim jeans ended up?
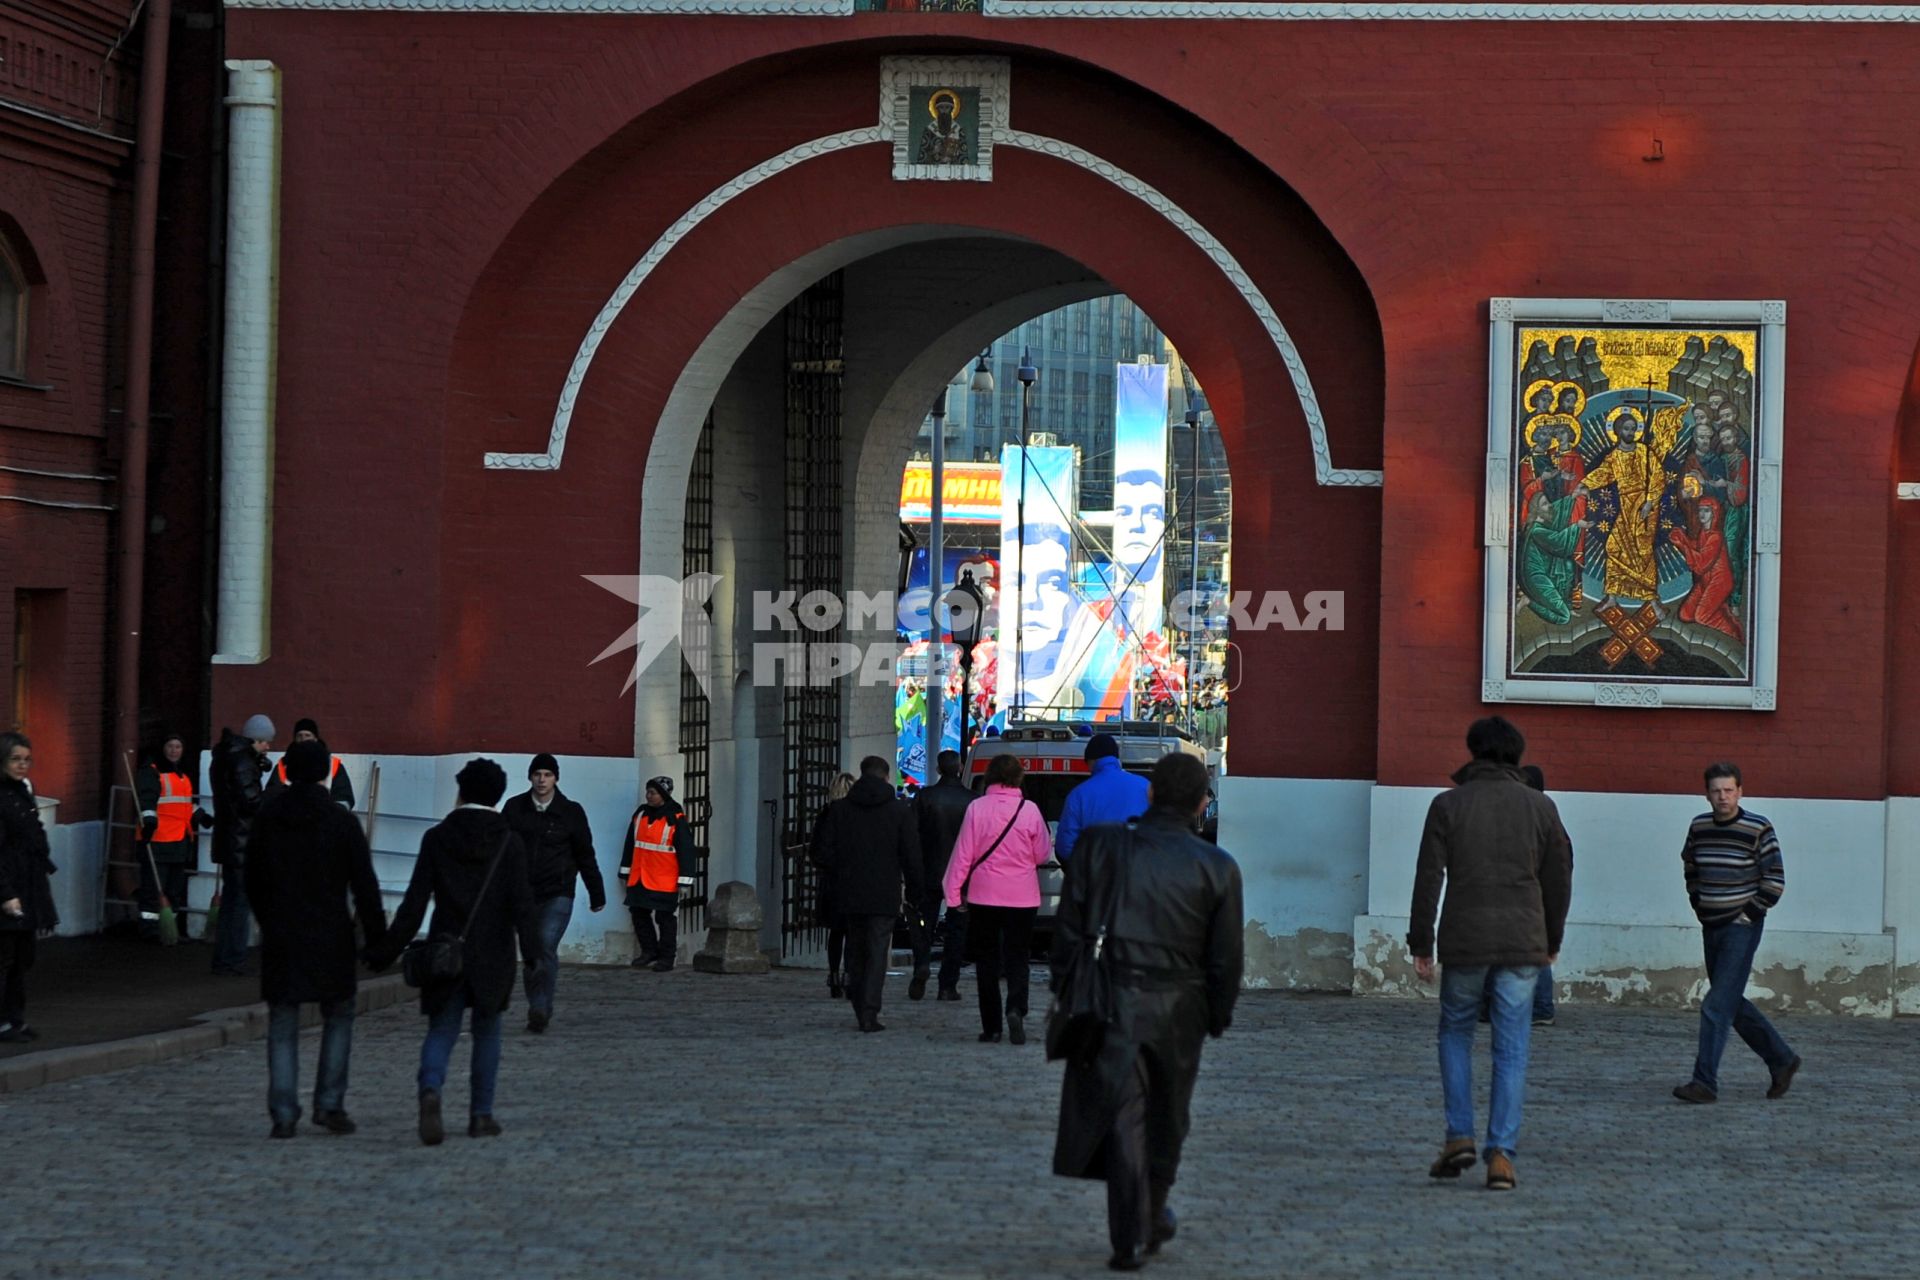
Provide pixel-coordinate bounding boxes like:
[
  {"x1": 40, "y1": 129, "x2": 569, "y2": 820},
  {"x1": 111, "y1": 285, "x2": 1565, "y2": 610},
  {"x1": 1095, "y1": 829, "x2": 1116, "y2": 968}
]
[
  {"x1": 1440, "y1": 964, "x2": 1538, "y2": 1156},
  {"x1": 523, "y1": 895, "x2": 573, "y2": 1018},
  {"x1": 267, "y1": 999, "x2": 355, "y2": 1126},
  {"x1": 1692, "y1": 919, "x2": 1795, "y2": 1094},
  {"x1": 213, "y1": 863, "x2": 252, "y2": 972},
  {"x1": 1480, "y1": 966, "x2": 1555, "y2": 1020},
  {"x1": 418, "y1": 988, "x2": 505, "y2": 1117}
]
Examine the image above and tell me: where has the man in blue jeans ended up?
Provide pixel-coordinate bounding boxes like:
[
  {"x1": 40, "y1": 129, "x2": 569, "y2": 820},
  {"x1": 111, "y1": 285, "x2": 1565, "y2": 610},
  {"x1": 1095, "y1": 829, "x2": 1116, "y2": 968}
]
[
  {"x1": 503, "y1": 753, "x2": 606, "y2": 1033},
  {"x1": 1408, "y1": 716, "x2": 1573, "y2": 1191},
  {"x1": 1672, "y1": 761, "x2": 1800, "y2": 1103}
]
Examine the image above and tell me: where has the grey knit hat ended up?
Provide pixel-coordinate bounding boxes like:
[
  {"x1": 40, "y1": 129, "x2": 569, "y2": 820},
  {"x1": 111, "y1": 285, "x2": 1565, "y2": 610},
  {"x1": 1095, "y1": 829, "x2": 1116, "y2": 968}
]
[{"x1": 240, "y1": 714, "x2": 276, "y2": 742}]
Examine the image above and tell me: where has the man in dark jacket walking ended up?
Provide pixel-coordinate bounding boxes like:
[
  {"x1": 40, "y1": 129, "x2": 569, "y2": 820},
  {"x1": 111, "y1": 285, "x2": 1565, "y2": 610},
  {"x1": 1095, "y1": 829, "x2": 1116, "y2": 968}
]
[
  {"x1": 210, "y1": 714, "x2": 275, "y2": 976},
  {"x1": 0, "y1": 732, "x2": 58, "y2": 1043},
  {"x1": 812, "y1": 756, "x2": 923, "y2": 1032},
  {"x1": 1409, "y1": 716, "x2": 1573, "y2": 1192},
  {"x1": 1051, "y1": 752, "x2": 1242, "y2": 1272},
  {"x1": 909, "y1": 749, "x2": 974, "y2": 1002},
  {"x1": 503, "y1": 753, "x2": 606, "y2": 1031},
  {"x1": 245, "y1": 740, "x2": 388, "y2": 1138},
  {"x1": 366, "y1": 758, "x2": 543, "y2": 1145}
]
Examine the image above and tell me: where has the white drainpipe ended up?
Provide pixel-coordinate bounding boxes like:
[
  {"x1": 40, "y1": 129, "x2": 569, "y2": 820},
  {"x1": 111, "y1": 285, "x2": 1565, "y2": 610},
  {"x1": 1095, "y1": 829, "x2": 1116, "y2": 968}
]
[{"x1": 214, "y1": 59, "x2": 280, "y2": 665}]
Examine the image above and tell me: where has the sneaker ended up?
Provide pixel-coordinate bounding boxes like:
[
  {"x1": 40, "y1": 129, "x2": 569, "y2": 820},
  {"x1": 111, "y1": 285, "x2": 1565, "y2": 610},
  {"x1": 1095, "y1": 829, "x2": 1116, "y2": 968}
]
[
  {"x1": 1672, "y1": 1081, "x2": 1717, "y2": 1104},
  {"x1": 313, "y1": 1110, "x2": 357, "y2": 1135},
  {"x1": 468, "y1": 1115, "x2": 503, "y2": 1138},
  {"x1": 419, "y1": 1090, "x2": 445, "y2": 1146},
  {"x1": 1428, "y1": 1137, "x2": 1476, "y2": 1178},
  {"x1": 908, "y1": 973, "x2": 928, "y2": 1001},
  {"x1": 527, "y1": 1009, "x2": 550, "y2": 1034},
  {"x1": 1767, "y1": 1055, "x2": 1802, "y2": 1100},
  {"x1": 1532, "y1": 1014, "x2": 1555, "y2": 1027},
  {"x1": 1485, "y1": 1150, "x2": 1516, "y2": 1191},
  {"x1": 1007, "y1": 1013, "x2": 1027, "y2": 1046}
]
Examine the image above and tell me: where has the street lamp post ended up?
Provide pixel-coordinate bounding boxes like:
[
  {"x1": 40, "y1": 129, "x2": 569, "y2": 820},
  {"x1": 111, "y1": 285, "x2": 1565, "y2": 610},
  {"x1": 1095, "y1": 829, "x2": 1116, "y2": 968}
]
[
  {"x1": 925, "y1": 386, "x2": 950, "y2": 779},
  {"x1": 1013, "y1": 347, "x2": 1037, "y2": 722},
  {"x1": 1181, "y1": 385, "x2": 1207, "y2": 739},
  {"x1": 945, "y1": 570, "x2": 987, "y2": 759}
]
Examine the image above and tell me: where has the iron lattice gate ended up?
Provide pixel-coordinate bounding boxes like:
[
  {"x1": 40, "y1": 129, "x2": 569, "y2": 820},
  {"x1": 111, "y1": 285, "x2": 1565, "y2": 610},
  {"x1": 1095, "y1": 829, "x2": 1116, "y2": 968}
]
[
  {"x1": 678, "y1": 412, "x2": 715, "y2": 932},
  {"x1": 780, "y1": 273, "x2": 845, "y2": 955}
]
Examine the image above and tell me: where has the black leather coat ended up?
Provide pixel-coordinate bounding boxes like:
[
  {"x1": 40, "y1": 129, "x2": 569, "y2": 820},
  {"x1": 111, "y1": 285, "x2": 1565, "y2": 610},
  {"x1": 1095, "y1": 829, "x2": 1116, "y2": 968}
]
[
  {"x1": 209, "y1": 730, "x2": 269, "y2": 867},
  {"x1": 1050, "y1": 807, "x2": 1243, "y2": 1182},
  {"x1": 911, "y1": 777, "x2": 975, "y2": 905}
]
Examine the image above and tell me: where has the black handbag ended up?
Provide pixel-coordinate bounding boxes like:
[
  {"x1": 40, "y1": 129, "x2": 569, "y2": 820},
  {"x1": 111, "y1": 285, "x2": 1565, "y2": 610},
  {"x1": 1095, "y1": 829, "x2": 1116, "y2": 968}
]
[
  {"x1": 401, "y1": 831, "x2": 510, "y2": 989},
  {"x1": 1045, "y1": 825, "x2": 1131, "y2": 1065}
]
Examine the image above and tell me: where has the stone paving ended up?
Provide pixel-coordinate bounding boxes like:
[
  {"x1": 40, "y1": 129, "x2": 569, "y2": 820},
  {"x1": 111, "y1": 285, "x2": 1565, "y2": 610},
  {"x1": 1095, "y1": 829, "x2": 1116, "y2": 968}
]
[{"x1": 3, "y1": 964, "x2": 1917, "y2": 1278}]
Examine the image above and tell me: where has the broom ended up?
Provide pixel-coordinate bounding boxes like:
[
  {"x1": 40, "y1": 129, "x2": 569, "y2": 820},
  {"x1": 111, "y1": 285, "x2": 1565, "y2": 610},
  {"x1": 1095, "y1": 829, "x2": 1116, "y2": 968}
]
[{"x1": 123, "y1": 752, "x2": 180, "y2": 946}]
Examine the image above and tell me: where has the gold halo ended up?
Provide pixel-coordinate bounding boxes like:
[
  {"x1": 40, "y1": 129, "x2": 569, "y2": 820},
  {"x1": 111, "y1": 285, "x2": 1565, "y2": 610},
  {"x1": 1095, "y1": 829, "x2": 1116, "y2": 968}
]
[
  {"x1": 1607, "y1": 405, "x2": 1645, "y2": 436},
  {"x1": 1522, "y1": 378, "x2": 1556, "y2": 411},
  {"x1": 927, "y1": 88, "x2": 962, "y2": 120},
  {"x1": 1681, "y1": 474, "x2": 1703, "y2": 499},
  {"x1": 1551, "y1": 380, "x2": 1587, "y2": 419}
]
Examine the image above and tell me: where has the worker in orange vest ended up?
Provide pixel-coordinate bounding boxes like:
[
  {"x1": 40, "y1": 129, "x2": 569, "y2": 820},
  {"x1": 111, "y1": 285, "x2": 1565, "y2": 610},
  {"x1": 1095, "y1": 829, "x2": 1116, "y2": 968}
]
[
  {"x1": 266, "y1": 718, "x2": 355, "y2": 809},
  {"x1": 617, "y1": 776, "x2": 694, "y2": 972},
  {"x1": 134, "y1": 731, "x2": 211, "y2": 941}
]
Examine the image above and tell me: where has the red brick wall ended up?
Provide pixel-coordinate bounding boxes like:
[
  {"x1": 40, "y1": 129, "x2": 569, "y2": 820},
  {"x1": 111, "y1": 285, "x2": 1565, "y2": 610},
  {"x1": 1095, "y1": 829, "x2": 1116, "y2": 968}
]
[{"x1": 216, "y1": 12, "x2": 1920, "y2": 800}]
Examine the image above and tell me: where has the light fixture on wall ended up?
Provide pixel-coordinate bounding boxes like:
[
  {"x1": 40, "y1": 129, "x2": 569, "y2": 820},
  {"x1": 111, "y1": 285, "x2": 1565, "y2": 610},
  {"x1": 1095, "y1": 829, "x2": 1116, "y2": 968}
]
[{"x1": 970, "y1": 350, "x2": 994, "y2": 393}]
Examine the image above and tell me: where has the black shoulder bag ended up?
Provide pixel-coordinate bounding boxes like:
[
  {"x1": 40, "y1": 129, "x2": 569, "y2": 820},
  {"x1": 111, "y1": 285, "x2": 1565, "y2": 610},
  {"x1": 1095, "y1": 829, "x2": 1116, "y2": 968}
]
[
  {"x1": 402, "y1": 831, "x2": 510, "y2": 989},
  {"x1": 1044, "y1": 823, "x2": 1131, "y2": 1065},
  {"x1": 956, "y1": 800, "x2": 1030, "y2": 909}
]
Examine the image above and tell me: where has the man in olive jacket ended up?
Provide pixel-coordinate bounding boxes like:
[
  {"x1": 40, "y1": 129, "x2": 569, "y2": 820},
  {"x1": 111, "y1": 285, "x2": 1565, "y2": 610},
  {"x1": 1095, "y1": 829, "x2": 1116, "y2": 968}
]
[
  {"x1": 1408, "y1": 715, "x2": 1573, "y2": 1192},
  {"x1": 1050, "y1": 752, "x2": 1243, "y2": 1272}
]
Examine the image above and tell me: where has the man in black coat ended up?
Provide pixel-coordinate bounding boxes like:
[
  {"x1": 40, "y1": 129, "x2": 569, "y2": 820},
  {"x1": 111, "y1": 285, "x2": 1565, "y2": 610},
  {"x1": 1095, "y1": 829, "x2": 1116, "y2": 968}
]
[
  {"x1": 1050, "y1": 752, "x2": 1243, "y2": 1272},
  {"x1": 245, "y1": 740, "x2": 388, "y2": 1139},
  {"x1": 503, "y1": 753, "x2": 606, "y2": 1032},
  {"x1": 811, "y1": 755, "x2": 923, "y2": 1032},
  {"x1": 0, "y1": 732, "x2": 57, "y2": 1043},
  {"x1": 210, "y1": 714, "x2": 275, "y2": 976},
  {"x1": 366, "y1": 758, "x2": 543, "y2": 1146},
  {"x1": 909, "y1": 749, "x2": 975, "y2": 1002}
]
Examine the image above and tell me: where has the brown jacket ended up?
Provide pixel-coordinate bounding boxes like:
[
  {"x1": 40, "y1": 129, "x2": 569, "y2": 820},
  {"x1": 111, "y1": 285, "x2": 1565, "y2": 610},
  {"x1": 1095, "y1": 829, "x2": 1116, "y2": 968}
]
[{"x1": 1408, "y1": 759, "x2": 1573, "y2": 967}]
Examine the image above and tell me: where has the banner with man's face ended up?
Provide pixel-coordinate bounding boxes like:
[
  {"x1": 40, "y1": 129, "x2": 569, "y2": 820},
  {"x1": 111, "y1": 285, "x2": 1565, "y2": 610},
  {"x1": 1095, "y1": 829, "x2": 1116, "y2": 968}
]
[
  {"x1": 1110, "y1": 362, "x2": 1170, "y2": 639},
  {"x1": 998, "y1": 444, "x2": 1080, "y2": 711}
]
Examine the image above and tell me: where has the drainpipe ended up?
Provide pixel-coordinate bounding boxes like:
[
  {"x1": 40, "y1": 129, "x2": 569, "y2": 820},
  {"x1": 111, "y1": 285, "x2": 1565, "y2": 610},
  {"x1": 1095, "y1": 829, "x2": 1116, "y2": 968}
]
[
  {"x1": 111, "y1": 0, "x2": 175, "y2": 783},
  {"x1": 212, "y1": 60, "x2": 280, "y2": 665}
]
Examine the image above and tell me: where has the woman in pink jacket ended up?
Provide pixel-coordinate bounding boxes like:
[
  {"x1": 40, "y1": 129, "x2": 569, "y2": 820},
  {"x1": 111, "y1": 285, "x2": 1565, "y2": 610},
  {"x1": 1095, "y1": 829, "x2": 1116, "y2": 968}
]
[{"x1": 942, "y1": 753, "x2": 1052, "y2": 1044}]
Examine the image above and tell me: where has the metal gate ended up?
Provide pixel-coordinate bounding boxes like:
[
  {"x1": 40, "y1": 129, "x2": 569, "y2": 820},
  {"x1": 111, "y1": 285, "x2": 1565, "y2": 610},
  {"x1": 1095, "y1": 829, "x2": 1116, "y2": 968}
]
[
  {"x1": 678, "y1": 411, "x2": 715, "y2": 931},
  {"x1": 780, "y1": 273, "x2": 845, "y2": 955}
]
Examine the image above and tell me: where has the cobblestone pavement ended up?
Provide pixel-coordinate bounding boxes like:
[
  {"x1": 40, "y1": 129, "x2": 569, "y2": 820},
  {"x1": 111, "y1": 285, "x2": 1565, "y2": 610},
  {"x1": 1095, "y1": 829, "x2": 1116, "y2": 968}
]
[{"x1": 4, "y1": 965, "x2": 1917, "y2": 1278}]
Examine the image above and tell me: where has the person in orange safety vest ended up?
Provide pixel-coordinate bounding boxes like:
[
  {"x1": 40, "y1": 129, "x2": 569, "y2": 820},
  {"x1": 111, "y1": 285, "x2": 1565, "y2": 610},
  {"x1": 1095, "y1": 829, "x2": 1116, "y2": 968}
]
[
  {"x1": 617, "y1": 776, "x2": 694, "y2": 972},
  {"x1": 134, "y1": 731, "x2": 211, "y2": 941},
  {"x1": 265, "y1": 718, "x2": 355, "y2": 810}
]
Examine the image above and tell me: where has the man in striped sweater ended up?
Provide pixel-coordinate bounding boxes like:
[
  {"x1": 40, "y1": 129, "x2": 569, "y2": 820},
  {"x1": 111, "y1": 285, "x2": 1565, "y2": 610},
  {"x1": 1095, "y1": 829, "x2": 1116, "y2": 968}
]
[{"x1": 1673, "y1": 761, "x2": 1801, "y2": 1103}]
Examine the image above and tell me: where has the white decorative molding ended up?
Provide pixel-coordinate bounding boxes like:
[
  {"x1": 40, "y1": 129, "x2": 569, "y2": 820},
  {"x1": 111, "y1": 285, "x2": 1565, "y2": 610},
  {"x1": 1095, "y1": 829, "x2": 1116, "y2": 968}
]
[
  {"x1": 983, "y1": 2, "x2": 1920, "y2": 21},
  {"x1": 1484, "y1": 456, "x2": 1508, "y2": 546},
  {"x1": 880, "y1": 56, "x2": 1009, "y2": 183},
  {"x1": 1481, "y1": 680, "x2": 1505, "y2": 703},
  {"x1": 1898, "y1": 482, "x2": 1920, "y2": 500},
  {"x1": 1602, "y1": 298, "x2": 1670, "y2": 323},
  {"x1": 490, "y1": 124, "x2": 1383, "y2": 489},
  {"x1": 1481, "y1": 297, "x2": 1786, "y2": 712},
  {"x1": 227, "y1": 0, "x2": 853, "y2": 11},
  {"x1": 1594, "y1": 684, "x2": 1663, "y2": 708}
]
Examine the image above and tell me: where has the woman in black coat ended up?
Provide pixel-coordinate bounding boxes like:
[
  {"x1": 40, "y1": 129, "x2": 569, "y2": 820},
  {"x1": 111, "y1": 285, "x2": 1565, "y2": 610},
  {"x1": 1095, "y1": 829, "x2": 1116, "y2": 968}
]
[
  {"x1": 366, "y1": 759, "x2": 541, "y2": 1146},
  {"x1": 0, "y1": 732, "x2": 57, "y2": 1043}
]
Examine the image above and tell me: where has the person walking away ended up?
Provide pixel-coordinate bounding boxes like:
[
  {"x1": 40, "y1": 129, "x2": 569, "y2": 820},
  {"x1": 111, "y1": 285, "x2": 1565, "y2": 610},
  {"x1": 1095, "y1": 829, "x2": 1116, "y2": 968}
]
[
  {"x1": 0, "y1": 733, "x2": 58, "y2": 1043},
  {"x1": 209, "y1": 715, "x2": 274, "y2": 975},
  {"x1": 1054, "y1": 734, "x2": 1150, "y2": 863},
  {"x1": 1479, "y1": 764, "x2": 1564, "y2": 1027},
  {"x1": 1409, "y1": 716, "x2": 1572, "y2": 1192},
  {"x1": 910, "y1": 750, "x2": 975, "y2": 1001},
  {"x1": 618, "y1": 776, "x2": 695, "y2": 972},
  {"x1": 244, "y1": 739, "x2": 389, "y2": 1138},
  {"x1": 808, "y1": 771, "x2": 856, "y2": 998},
  {"x1": 1051, "y1": 752, "x2": 1243, "y2": 1271},
  {"x1": 134, "y1": 731, "x2": 211, "y2": 943},
  {"x1": 503, "y1": 753, "x2": 606, "y2": 1031},
  {"x1": 943, "y1": 752, "x2": 1050, "y2": 1044},
  {"x1": 365, "y1": 758, "x2": 542, "y2": 1145},
  {"x1": 1672, "y1": 761, "x2": 1800, "y2": 1103},
  {"x1": 264, "y1": 718, "x2": 355, "y2": 808},
  {"x1": 812, "y1": 756, "x2": 922, "y2": 1033}
]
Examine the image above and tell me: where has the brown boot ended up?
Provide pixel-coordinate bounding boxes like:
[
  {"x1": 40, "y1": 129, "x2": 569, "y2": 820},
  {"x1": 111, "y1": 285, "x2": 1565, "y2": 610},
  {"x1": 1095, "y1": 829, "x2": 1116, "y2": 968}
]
[
  {"x1": 1485, "y1": 1150, "x2": 1516, "y2": 1191},
  {"x1": 1428, "y1": 1137, "x2": 1476, "y2": 1179}
]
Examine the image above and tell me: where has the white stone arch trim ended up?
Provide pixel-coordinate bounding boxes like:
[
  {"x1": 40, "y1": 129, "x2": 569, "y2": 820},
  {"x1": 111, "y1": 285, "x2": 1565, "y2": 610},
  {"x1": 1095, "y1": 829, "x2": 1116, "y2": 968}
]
[
  {"x1": 225, "y1": 0, "x2": 1920, "y2": 19},
  {"x1": 1900, "y1": 483, "x2": 1919, "y2": 499},
  {"x1": 486, "y1": 129, "x2": 1382, "y2": 486}
]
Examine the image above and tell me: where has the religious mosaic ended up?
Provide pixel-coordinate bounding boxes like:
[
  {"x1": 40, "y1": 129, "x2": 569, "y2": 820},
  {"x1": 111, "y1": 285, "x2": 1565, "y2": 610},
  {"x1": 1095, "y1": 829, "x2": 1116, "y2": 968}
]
[
  {"x1": 882, "y1": 56, "x2": 1007, "y2": 183},
  {"x1": 1503, "y1": 321, "x2": 1766, "y2": 688}
]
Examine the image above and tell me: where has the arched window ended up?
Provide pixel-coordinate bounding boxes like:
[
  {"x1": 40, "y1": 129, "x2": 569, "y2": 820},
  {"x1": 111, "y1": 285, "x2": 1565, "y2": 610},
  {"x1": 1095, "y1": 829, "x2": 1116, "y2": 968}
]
[{"x1": 0, "y1": 237, "x2": 25, "y2": 379}]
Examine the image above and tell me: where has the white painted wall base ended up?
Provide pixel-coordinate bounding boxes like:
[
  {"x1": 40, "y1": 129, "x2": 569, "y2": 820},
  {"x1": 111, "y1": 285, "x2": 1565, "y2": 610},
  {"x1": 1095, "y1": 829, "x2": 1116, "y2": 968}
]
[
  {"x1": 47, "y1": 819, "x2": 105, "y2": 938},
  {"x1": 1217, "y1": 775, "x2": 1371, "y2": 990}
]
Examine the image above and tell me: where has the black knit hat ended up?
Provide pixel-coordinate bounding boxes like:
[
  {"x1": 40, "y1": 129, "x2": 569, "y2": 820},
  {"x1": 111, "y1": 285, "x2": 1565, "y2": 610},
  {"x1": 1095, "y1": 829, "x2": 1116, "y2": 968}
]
[
  {"x1": 529, "y1": 752, "x2": 560, "y2": 779},
  {"x1": 1085, "y1": 733, "x2": 1121, "y2": 762},
  {"x1": 646, "y1": 775, "x2": 674, "y2": 799},
  {"x1": 292, "y1": 718, "x2": 321, "y2": 739},
  {"x1": 284, "y1": 739, "x2": 332, "y2": 785}
]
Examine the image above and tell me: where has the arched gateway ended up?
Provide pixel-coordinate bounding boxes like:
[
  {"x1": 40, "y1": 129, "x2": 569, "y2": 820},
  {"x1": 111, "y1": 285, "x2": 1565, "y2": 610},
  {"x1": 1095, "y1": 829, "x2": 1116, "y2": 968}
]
[{"x1": 211, "y1": 6, "x2": 1920, "y2": 1008}]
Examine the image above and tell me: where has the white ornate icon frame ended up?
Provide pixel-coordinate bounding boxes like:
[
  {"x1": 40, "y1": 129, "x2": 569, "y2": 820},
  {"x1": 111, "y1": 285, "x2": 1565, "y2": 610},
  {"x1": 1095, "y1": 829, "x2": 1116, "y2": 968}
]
[
  {"x1": 1481, "y1": 297, "x2": 1785, "y2": 711},
  {"x1": 881, "y1": 56, "x2": 1010, "y2": 182}
]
